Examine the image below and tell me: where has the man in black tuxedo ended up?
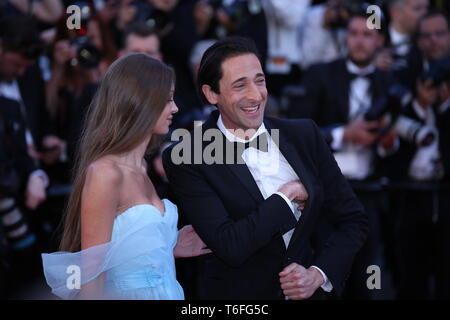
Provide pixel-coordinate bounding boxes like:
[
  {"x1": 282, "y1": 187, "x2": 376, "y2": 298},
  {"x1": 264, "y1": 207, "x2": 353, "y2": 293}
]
[
  {"x1": 0, "y1": 15, "x2": 62, "y2": 170},
  {"x1": 163, "y1": 37, "x2": 368, "y2": 300},
  {"x1": 1, "y1": 96, "x2": 47, "y2": 295},
  {"x1": 289, "y1": 13, "x2": 399, "y2": 299}
]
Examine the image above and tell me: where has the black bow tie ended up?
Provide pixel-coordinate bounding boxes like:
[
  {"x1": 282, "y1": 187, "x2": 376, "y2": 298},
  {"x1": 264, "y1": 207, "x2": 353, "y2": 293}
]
[
  {"x1": 348, "y1": 70, "x2": 375, "y2": 81},
  {"x1": 234, "y1": 133, "x2": 269, "y2": 154}
]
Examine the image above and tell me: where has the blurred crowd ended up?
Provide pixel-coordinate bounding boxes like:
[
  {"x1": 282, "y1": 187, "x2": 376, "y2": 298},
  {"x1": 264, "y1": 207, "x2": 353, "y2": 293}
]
[{"x1": 1, "y1": 0, "x2": 450, "y2": 300}]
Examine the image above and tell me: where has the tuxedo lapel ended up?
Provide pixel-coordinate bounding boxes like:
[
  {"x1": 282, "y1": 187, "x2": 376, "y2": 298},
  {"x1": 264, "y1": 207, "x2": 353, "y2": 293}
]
[
  {"x1": 202, "y1": 111, "x2": 265, "y2": 202},
  {"x1": 227, "y1": 163, "x2": 265, "y2": 202}
]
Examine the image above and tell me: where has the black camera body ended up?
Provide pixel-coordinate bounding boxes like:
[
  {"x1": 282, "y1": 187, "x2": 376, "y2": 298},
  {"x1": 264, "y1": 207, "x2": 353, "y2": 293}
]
[
  {"x1": 208, "y1": 0, "x2": 261, "y2": 23},
  {"x1": 366, "y1": 83, "x2": 437, "y2": 147},
  {"x1": 70, "y1": 36, "x2": 102, "y2": 69},
  {"x1": 420, "y1": 57, "x2": 450, "y2": 88},
  {"x1": 69, "y1": 1, "x2": 102, "y2": 68}
]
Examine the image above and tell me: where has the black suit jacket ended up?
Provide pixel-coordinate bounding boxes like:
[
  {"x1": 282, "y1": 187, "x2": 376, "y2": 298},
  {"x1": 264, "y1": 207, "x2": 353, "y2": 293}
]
[
  {"x1": 162, "y1": 110, "x2": 368, "y2": 299},
  {"x1": 0, "y1": 96, "x2": 37, "y2": 193},
  {"x1": 17, "y1": 63, "x2": 54, "y2": 149}
]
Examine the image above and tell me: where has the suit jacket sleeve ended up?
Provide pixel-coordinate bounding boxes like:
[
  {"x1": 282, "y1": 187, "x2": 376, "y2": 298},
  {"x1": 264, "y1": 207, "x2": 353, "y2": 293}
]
[
  {"x1": 309, "y1": 120, "x2": 369, "y2": 295},
  {"x1": 162, "y1": 148, "x2": 298, "y2": 267}
]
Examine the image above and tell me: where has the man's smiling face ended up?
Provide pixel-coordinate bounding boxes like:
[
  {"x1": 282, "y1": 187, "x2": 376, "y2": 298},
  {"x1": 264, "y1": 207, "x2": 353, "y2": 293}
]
[{"x1": 204, "y1": 53, "x2": 267, "y2": 133}]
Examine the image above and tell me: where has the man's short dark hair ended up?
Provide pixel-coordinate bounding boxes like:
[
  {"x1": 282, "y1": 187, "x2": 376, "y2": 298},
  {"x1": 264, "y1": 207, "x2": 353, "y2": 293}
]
[
  {"x1": 197, "y1": 36, "x2": 261, "y2": 104},
  {"x1": 347, "y1": 8, "x2": 386, "y2": 35},
  {"x1": 418, "y1": 10, "x2": 450, "y2": 34},
  {"x1": 0, "y1": 15, "x2": 44, "y2": 59},
  {"x1": 122, "y1": 22, "x2": 158, "y2": 48}
]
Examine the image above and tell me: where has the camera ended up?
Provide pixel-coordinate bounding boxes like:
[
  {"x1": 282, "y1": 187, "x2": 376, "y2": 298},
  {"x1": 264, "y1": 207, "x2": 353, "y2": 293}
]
[
  {"x1": 70, "y1": 36, "x2": 102, "y2": 69},
  {"x1": 328, "y1": 0, "x2": 372, "y2": 29},
  {"x1": 366, "y1": 83, "x2": 437, "y2": 147},
  {"x1": 69, "y1": 1, "x2": 102, "y2": 68}
]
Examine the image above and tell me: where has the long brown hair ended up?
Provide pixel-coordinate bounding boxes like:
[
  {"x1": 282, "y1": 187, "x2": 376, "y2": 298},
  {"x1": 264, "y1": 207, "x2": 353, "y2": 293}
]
[{"x1": 59, "y1": 53, "x2": 175, "y2": 252}]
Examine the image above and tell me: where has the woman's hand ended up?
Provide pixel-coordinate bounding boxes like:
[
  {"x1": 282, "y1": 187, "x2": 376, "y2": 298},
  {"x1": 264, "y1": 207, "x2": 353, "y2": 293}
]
[{"x1": 174, "y1": 225, "x2": 212, "y2": 258}]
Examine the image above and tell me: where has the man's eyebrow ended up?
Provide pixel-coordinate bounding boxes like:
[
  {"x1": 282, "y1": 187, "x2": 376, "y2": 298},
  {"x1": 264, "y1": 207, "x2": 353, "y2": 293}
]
[
  {"x1": 231, "y1": 77, "x2": 246, "y2": 85},
  {"x1": 231, "y1": 73, "x2": 265, "y2": 85}
]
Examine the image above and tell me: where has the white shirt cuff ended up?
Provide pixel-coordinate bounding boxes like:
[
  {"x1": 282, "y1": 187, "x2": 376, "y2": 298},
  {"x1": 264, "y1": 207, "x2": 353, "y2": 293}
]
[
  {"x1": 311, "y1": 265, "x2": 333, "y2": 292},
  {"x1": 274, "y1": 192, "x2": 295, "y2": 213},
  {"x1": 412, "y1": 99, "x2": 428, "y2": 120},
  {"x1": 377, "y1": 136, "x2": 400, "y2": 158},
  {"x1": 30, "y1": 169, "x2": 49, "y2": 188},
  {"x1": 331, "y1": 126, "x2": 345, "y2": 151}
]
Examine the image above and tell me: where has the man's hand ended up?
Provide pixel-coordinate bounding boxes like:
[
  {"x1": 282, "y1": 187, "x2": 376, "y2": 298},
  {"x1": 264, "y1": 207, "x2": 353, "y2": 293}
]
[
  {"x1": 40, "y1": 135, "x2": 64, "y2": 165},
  {"x1": 279, "y1": 263, "x2": 325, "y2": 300},
  {"x1": 374, "y1": 48, "x2": 394, "y2": 71},
  {"x1": 278, "y1": 180, "x2": 309, "y2": 210},
  {"x1": 343, "y1": 116, "x2": 380, "y2": 147},
  {"x1": 174, "y1": 225, "x2": 212, "y2": 258},
  {"x1": 25, "y1": 174, "x2": 47, "y2": 210}
]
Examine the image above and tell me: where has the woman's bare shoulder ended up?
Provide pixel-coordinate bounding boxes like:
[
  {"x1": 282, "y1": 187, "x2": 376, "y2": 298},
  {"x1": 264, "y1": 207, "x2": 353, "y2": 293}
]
[{"x1": 85, "y1": 157, "x2": 124, "y2": 188}]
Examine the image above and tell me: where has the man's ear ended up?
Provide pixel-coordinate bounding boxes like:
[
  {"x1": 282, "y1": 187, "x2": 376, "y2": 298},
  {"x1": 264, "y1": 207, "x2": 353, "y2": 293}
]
[{"x1": 202, "y1": 84, "x2": 219, "y2": 105}]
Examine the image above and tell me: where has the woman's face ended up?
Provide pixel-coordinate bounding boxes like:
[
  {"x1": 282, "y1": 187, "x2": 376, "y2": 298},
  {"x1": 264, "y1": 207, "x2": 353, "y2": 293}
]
[{"x1": 152, "y1": 87, "x2": 178, "y2": 135}]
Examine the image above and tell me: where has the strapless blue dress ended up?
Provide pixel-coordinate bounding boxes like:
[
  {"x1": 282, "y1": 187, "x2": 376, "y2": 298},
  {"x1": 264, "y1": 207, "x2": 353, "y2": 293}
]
[{"x1": 41, "y1": 199, "x2": 184, "y2": 300}]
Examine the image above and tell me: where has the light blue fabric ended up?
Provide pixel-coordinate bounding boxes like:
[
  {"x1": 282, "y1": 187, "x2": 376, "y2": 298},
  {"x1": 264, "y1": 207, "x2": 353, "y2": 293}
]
[{"x1": 41, "y1": 199, "x2": 184, "y2": 300}]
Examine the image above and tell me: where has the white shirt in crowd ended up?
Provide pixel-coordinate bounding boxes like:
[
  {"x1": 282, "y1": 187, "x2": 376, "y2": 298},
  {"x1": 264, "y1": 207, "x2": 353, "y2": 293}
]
[
  {"x1": 263, "y1": 0, "x2": 311, "y2": 74},
  {"x1": 299, "y1": 4, "x2": 347, "y2": 70},
  {"x1": 389, "y1": 25, "x2": 412, "y2": 58}
]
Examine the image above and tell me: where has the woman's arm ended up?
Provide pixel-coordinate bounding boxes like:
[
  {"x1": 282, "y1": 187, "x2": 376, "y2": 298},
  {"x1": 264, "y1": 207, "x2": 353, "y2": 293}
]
[{"x1": 79, "y1": 161, "x2": 122, "y2": 299}]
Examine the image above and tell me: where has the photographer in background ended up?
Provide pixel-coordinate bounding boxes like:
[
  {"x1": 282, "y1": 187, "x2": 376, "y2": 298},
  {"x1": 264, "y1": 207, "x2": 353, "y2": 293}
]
[
  {"x1": 300, "y1": 0, "x2": 362, "y2": 70},
  {"x1": 45, "y1": 2, "x2": 117, "y2": 168},
  {"x1": 0, "y1": 96, "x2": 47, "y2": 298},
  {"x1": 387, "y1": 11, "x2": 450, "y2": 299},
  {"x1": 262, "y1": 0, "x2": 310, "y2": 98},
  {"x1": 290, "y1": 12, "x2": 398, "y2": 299},
  {"x1": 375, "y1": 0, "x2": 429, "y2": 71},
  {"x1": 0, "y1": 15, "x2": 63, "y2": 170}
]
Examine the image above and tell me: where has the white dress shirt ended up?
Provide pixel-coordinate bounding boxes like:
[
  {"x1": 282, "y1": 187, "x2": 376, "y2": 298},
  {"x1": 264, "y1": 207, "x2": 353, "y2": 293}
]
[
  {"x1": 217, "y1": 115, "x2": 332, "y2": 292},
  {"x1": 389, "y1": 25, "x2": 411, "y2": 57},
  {"x1": 331, "y1": 61, "x2": 376, "y2": 180}
]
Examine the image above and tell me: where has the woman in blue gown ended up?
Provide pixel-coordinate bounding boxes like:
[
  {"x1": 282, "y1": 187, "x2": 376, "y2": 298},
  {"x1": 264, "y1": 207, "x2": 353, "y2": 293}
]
[{"x1": 41, "y1": 53, "x2": 211, "y2": 300}]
